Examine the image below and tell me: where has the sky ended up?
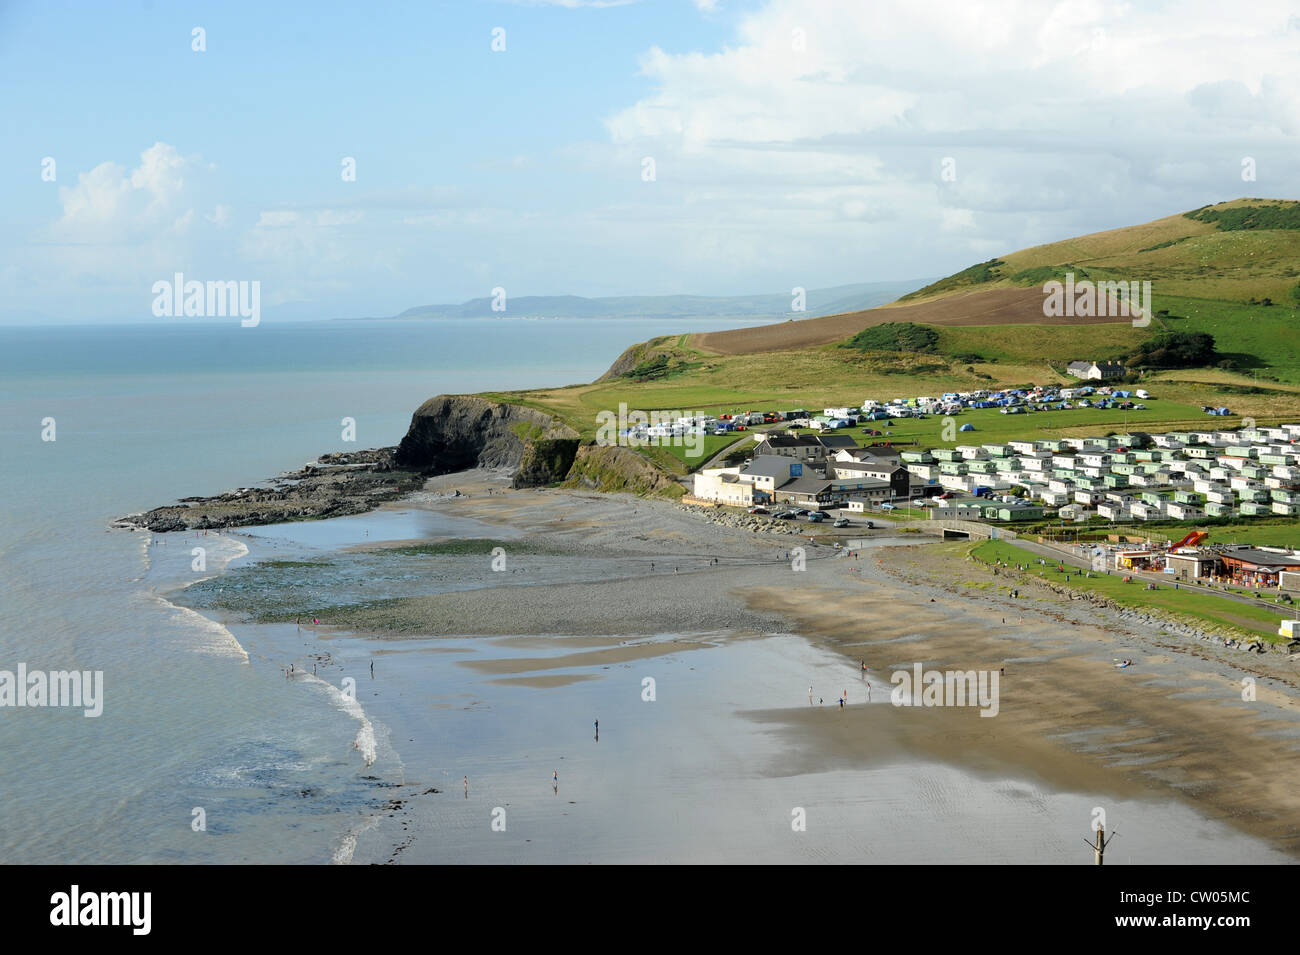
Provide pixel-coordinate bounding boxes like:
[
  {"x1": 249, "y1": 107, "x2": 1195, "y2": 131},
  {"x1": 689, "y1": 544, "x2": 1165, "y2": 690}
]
[{"x1": 2, "y1": 0, "x2": 1299, "y2": 324}]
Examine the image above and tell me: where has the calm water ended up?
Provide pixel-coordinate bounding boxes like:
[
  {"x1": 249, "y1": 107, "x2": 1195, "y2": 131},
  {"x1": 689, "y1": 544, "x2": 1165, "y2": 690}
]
[{"x1": 0, "y1": 316, "x2": 756, "y2": 864}]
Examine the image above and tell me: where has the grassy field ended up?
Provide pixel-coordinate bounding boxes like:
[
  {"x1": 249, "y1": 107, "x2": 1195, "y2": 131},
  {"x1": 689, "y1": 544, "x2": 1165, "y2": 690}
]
[
  {"x1": 648, "y1": 432, "x2": 749, "y2": 470},
  {"x1": 484, "y1": 343, "x2": 1300, "y2": 475},
  {"x1": 971, "y1": 540, "x2": 1293, "y2": 642},
  {"x1": 1029, "y1": 518, "x2": 1300, "y2": 551}
]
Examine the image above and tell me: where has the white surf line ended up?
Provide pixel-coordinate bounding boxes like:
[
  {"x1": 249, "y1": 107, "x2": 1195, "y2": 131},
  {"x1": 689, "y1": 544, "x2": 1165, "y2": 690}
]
[
  {"x1": 296, "y1": 671, "x2": 379, "y2": 768},
  {"x1": 142, "y1": 591, "x2": 250, "y2": 663},
  {"x1": 131, "y1": 532, "x2": 151, "y2": 582},
  {"x1": 331, "y1": 812, "x2": 382, "y2": 866}
]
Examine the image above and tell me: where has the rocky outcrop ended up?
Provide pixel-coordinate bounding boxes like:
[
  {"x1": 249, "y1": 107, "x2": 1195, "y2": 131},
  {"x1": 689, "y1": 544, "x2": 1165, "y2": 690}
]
[
  {"x1": 116, "y1": 448, "x2": 424, "y2": 532},
  {"x1": 597, "y1": 336, "x2": 678, "y2": 381},
  {"x1": 395, "y1": 395, "x2": 580, "y2": 488},
  {"x1": 563, "y1": 445, "x2": 681, "y2": 496}
]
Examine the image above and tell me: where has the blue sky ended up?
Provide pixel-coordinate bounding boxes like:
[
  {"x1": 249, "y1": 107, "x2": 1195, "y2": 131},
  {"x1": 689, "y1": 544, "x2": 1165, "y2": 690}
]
[{"x1": 3, "y1": 0, "x2": 1299, "y2": 323}]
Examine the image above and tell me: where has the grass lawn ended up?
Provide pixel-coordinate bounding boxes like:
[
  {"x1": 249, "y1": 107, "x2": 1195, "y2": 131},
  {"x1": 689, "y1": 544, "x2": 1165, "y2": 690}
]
[
  {"x1": 1034, "y1": 519, "x2": 1300, "y2": 552},
  {"x1": 970, "y1": 540, "x2": 1293, "y2": 642},
  {"x1": 648, "y1": 432, "x2": 750, "y2": 471}
]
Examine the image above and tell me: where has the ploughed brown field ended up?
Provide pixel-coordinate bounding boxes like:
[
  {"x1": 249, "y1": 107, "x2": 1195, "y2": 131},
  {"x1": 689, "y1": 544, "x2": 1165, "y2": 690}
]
[{"x1": 690, "y1": 287, "x2": 1134, "y2": 356}]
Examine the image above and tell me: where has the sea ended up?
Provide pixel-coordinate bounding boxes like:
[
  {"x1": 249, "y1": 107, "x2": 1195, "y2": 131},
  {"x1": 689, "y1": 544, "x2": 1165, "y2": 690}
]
[{"x1": 0, "y1": 315, "x2": 760, "y2": 864}]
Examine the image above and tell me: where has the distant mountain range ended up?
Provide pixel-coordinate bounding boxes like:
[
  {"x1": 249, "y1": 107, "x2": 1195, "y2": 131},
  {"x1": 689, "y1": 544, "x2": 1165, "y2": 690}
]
[{"x1": 393, "y1": 280, "x2": 932, "y2": 321}]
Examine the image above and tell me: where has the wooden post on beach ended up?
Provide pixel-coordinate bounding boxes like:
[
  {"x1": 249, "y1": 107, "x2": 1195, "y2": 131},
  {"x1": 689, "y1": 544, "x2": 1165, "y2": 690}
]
[{"x1": 1086, "y1": 824, "x2": 1115, "y2": 865}]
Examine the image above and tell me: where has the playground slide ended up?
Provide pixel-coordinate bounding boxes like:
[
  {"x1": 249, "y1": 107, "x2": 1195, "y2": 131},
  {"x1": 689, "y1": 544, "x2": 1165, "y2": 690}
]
[{"x1": 1169, "y1": 530, "x2": 1208, "y2": 550}]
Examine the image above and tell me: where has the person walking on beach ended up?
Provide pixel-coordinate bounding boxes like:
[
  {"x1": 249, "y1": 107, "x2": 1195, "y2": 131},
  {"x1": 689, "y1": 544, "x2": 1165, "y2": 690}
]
[
  {"x1": 370, "y1": 659, "x2": 374, "y2": 678},
  {"x1": 809, "y1": 685, "x2": 813, "y2": 704},
  {"x1": 464, "y1": 776, "x2": 468, "y2": 797}
]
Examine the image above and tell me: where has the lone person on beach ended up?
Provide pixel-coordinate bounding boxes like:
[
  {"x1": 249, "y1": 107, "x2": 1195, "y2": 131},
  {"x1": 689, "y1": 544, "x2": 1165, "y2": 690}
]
[{"x1": 370, "y1": 660, "x2": 374, "y2": 678}]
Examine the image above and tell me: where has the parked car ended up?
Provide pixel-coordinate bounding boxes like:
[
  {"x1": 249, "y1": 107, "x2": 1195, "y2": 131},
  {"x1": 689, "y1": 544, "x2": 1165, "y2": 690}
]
[
  {"x1": 774, "y1": 510, "x2": 798, "y2": 520},
  {"x1": 861, "y1": 428, "x2": 882, "y2": 436},
  {"x1": 832, "y1": 518, "x2": 850, "y2": 528},
  {"x1": 792, "y1": 508, "x2": 810, "y2": 516},
  {"x1": 880, "y1": 503, "x2": 896, "y2": 510},
  {"x1": 747, "y1": 506, "x2": 769, "y2": 514},
  {"x1": 912, "y1": 499, "x2": 928, "y2": 507},
  {"x1": 806, "y1": 512, "x2": 825, "y2": 523}
]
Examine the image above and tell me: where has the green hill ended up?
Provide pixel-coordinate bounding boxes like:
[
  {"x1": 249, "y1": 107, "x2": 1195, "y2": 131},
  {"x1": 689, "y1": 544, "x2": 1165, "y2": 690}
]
[
  {"x1": 899, "y1": 198, "x2": 1300, "y2": 307},
  {"x1": 477, "y1": 199, "x2": 1300, "y2": 487}
]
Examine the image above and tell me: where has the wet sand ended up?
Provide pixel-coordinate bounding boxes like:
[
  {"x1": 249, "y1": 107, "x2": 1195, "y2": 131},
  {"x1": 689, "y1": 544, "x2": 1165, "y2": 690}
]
[
  {"x1": 208, "y1": 470, "x2": 1300, "y2": 861},
  {"x1": 329, "y1": 471, "x2": 1300, "y2": 859}
]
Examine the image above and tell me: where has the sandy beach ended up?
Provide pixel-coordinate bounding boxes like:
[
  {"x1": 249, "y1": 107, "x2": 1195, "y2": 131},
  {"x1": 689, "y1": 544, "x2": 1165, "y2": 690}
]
[
  {"x1": 172, "y1": 472, "x2": 1300, "y2": 867},
  {"x1": 188, "y1": 469, "x2": 1300, "y2": 861}
]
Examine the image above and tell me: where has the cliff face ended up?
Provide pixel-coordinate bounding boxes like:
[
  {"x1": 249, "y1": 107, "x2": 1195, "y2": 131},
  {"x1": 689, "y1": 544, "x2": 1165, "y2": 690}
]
[{"x1": 394, "y1": 395, "x2": 580, "y2": 487}]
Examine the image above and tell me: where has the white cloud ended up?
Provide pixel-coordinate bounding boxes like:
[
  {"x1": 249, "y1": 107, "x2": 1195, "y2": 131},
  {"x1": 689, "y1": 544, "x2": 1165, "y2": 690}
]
[
  {"x1": 593, "y1": 0, "x2": 1300, "y2": 281},
  {"x1": 50, "y1": 142, "x2": 196, "y2": 244}
]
